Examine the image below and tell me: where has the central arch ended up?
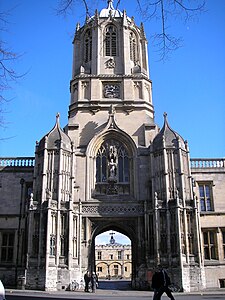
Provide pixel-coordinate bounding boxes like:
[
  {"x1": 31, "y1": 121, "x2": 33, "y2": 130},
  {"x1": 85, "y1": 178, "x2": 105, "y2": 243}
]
[{"x1": 88, "y1": 219, "x2": 138, "y2": 288}]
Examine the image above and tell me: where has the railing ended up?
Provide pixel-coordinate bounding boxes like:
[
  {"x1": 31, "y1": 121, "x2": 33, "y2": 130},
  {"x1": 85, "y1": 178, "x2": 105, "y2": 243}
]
[
  {"x1": 0, "y1": 157, "x2": 35, "y2": 167},
  {"x1": 190, "y1": 158, "x2": 225, "y2": 169},
  {"x1": 0, "y1": 157, "x2": 224, "y2": 169}
]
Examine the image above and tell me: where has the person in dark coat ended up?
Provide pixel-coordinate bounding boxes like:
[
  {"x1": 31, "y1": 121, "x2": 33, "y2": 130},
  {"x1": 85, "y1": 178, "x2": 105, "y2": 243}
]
[
  {"x1": 84, "y1": 271, "x2": 90, "y2": 292},
  {"x1": 91, "y1": 272, "x2": 97, "y2": 293},
  {"x1": 151, "y1": 265, "x2": 175, "y2": 300}
]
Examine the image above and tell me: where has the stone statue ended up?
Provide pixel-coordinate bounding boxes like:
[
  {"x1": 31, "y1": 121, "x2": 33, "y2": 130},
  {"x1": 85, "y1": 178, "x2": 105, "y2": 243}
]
[
  {"x1": 109, "y1": 158, "x2": 117, "y2": 178},
  {"x1": 108, "y1": 145, "x2": 117, "y2": 181}
]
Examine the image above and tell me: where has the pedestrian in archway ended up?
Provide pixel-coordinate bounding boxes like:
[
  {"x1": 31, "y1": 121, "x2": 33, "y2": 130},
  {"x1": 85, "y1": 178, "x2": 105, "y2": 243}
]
[
  {"x1": 152, "y1": 265, "x2": 175, "y2": 300},
  {"x1": 84, "y1": 271, "x2": 90, "y2": 292},
  {"x1": 91, "y1": 272, "x2": 97, "y2": 293}
]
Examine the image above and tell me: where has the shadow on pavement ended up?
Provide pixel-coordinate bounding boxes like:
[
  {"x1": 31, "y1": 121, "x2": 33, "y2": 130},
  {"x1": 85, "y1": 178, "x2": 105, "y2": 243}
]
[{"x1": 98, "y1": 279, "x2": 132, "y2": 291}]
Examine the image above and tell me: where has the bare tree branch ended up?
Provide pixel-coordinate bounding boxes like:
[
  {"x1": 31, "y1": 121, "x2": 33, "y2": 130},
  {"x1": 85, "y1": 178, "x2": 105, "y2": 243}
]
[
  {"x1": 0, "y1": 8, "x2": 26, "y2": 128},
  {"x1": 56, "y1": 0, "x2": 205, "y2": 60},
  {"x1": 56, "y1": 0, "x2": 91, "y2": 17},
  {"x1": 136, "y1": 0, "x2": 205, "y2": 60}
]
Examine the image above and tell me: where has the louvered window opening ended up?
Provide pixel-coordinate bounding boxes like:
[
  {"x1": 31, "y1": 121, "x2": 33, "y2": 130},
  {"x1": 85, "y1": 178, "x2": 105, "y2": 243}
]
[
  {"x1": 84, "y1": 30, "x2": 92, "y2": 62},
  {"x1": 105, "y1": 26, "x2": 117, "y2": 56}
]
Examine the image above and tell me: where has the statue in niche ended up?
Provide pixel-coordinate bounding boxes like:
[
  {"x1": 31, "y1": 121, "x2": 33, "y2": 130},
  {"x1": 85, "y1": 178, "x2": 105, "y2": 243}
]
[
  {"x1": 108, "y1": 145, "x2": 117, "y2": 181},
  {"x1": 109, "y1": 158, "x2": 116, "y2": 178},
  {"x1": 29, "y1": 193, "x2": 34, "y2": 209}
]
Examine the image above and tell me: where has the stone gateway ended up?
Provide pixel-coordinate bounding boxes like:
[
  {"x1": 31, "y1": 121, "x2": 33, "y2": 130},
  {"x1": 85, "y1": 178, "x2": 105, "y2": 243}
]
[{"x1": 0, "y1": 0, "x2": 225, "y2": 293}]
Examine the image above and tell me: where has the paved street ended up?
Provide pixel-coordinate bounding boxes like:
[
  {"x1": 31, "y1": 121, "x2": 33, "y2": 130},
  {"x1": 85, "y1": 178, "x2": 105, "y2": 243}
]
[{"x1": 5, "y1": 280, "x2": 225, "y2": 300}]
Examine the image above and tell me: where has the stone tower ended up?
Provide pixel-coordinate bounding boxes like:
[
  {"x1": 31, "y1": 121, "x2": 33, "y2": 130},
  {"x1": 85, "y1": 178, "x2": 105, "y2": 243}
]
[{"x1": 26, "y1": 0, "x2": 205, "y2": 291}]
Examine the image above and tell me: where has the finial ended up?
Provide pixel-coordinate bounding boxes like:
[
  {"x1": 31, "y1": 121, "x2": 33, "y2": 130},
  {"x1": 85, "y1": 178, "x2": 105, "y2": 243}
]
[
  {"x1": 56, "y1": 113, "x2": 60, "y2": 125},
  {"x1": 95, "y1": 9, "x2": 99, "y2": 19},
  {"x1": 163, "y1": 112, "x2": 167, "y2": 119},
  {"x1": 140, "y1": 22, "x2": 146, "y2": 38},
  {"x1": 107, "y1": 0, "x2": 114, "y2": 9},
  {"x1": 76, "y1": 22, "x2": 80, "y2": 32}
]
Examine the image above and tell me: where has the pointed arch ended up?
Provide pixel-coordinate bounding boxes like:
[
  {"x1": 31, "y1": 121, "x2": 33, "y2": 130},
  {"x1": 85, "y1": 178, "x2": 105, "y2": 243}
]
[
  {"x1": 96, "y1": 138, "x2": 130, "y2": 184},
  {"x1": 84, "y1": 29, "x2": 92, "y2": 62},
  {"x1": 86, "y1": 128, "x2": 137, "y2": 199},
  {"x1": 104, "y1": 24, "x2": 118, "y2": 56},
  {"x1": 129, "y1": 31, "x2": 138, "y2": 63}
]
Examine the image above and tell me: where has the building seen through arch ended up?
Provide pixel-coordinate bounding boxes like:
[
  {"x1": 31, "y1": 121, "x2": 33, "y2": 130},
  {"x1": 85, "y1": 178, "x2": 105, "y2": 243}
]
[
  {"x1": 95, "y1": 231, "x2": 132, "y2": 279},
  {"x1": 0, "y1": 0, "x2": 225, "y2": 293}
]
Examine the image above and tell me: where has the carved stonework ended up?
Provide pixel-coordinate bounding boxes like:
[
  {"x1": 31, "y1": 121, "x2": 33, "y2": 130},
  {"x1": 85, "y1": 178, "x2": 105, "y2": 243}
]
[
  {"x1": 105, "y1": 58, "x2": 116, "y2": 69},
  {"x1": 82, "y1": 204, "x2": 144, "y2": 216},
  {"x1": 103, "y1": 84, "x2": 120, "y2": 98},
  {"x1": 50, "y1": 200, "x2": 57, "y2": 209}
]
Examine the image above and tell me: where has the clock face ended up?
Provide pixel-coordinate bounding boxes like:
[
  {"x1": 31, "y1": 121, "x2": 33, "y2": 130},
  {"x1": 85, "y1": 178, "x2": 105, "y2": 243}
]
[{"x1": 103, "y1": 84, "x2": 120, "y2": 98}]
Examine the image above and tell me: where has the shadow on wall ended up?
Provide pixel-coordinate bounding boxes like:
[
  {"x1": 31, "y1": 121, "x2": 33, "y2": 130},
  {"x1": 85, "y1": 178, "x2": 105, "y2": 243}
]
[{"x1": 79, "y1": 121, "x2": 107, "y2": 146}]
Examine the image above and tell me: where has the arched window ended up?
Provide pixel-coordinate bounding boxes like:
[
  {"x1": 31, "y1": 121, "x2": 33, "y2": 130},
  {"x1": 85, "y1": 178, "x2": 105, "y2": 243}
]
[
  {"x1": 105, "y1": 25, "x2": 117, "y2": 56},
  {"x1": 95, "y1": 139, "x2": 130, "y2": 195},
  {"x1": 84, "y1": 29, "x2": 92, "y2": 62},
  {"x1": 129, "y1": 32, "x2": 137, "y2": 63}
]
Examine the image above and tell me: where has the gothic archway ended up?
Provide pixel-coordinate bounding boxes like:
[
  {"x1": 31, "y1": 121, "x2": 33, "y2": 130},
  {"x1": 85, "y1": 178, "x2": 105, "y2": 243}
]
[{"x1": 86, "y1": 218, "x2": 139, "y2": 288}]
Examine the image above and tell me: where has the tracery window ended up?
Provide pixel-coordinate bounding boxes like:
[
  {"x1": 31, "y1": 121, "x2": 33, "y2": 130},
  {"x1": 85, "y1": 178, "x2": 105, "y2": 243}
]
[
  {"x1": 96, "y1": 139, "x2": 129, "y2": 184},
  {"x1": 95, "y1": 139, "x2": 131, "y2": 195},
  {"x1": 84, "y1": 29, "x2": 92, "y2": 62},
  {"x1": 130, "y1": 32, "x2": 137, "y2": 63},
  {"x1": 105, "y1": 25, "x2": 117, "y2": 56}
]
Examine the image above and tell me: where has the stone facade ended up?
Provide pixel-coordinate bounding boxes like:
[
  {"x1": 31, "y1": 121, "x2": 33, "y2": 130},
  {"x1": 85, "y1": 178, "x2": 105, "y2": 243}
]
[
  {"x1": 191, "y1": 159, "x2": 225, "y2": 289},
  {"x1": 0, "y1": 1, "x2": 224, "y2": 293}
]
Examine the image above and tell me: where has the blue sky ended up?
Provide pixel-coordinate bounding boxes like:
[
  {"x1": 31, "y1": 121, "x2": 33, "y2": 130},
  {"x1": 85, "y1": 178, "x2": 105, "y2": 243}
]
[
  {"x1": 95, "y1": 230, "x2": 131, "y2": 245},
  {"x1": 0, "y1": 0, "x2": 225, "y2": 159}
]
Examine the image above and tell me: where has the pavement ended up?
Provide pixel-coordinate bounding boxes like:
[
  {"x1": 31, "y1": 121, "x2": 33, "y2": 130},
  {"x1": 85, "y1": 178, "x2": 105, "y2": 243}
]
[
  {"x1": 5, "y1": 287, "x2": 225, "y2": 299},
  {"x1": 4, "y1": 279, "x2": 225, "y2": 298}
]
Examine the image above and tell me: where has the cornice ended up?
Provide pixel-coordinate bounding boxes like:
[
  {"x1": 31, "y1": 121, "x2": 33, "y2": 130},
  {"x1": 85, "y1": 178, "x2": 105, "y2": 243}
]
[{"x1": 71, "y1": 73, "x2": 152, "y2": 83}]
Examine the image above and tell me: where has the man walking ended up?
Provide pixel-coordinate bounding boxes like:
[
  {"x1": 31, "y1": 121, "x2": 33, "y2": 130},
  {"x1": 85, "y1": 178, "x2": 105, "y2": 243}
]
[
  {"x1": 84, "y1": 271, "x2": 90, "y2": 292},
  {"x1": 152, "y1": 265, "x2": 175, "y2": 300}
]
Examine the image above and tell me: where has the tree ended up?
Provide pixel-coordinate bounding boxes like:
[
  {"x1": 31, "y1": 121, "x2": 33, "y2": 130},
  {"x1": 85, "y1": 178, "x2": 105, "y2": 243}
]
[
  {"x1": 0, "y1": 8, "x2": 25, "y2": 128},
  {"x1": 56, "y1": 0, "x2": 205, "y2": 60}
]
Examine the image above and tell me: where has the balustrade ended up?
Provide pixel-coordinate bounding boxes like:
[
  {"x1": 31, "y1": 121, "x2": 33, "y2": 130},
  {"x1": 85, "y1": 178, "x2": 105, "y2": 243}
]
[
  {"x1": 0, "y1": 157, "x2": 35, "y2": 167},
  {"x1": 190, "y1": 158, "x2": 225, "y2": 169},
  {"x1": 0, "y1": 157, "x2": 224, "y2": 170}
]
